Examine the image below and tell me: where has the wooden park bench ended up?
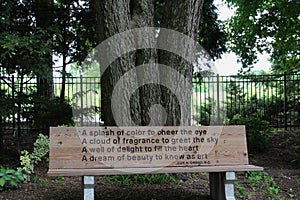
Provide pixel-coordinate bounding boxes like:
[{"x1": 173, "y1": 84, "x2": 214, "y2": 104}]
[{"x1": 47, "y1": 125, "x2": 263, "y2": 200}]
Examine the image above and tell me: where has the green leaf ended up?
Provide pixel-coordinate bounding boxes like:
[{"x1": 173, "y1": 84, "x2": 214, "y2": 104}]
[
  {"x1": 16, "y1": 174, "x2": 25, "y2": 182},
  {"x1": 4, "y1": 175, "x2": 11, "y2": 181},
  {"x1": 9, "y1": 180, "x2": 18, "y2": 187},
  {"x1": 5, "y1": 169, "x2": 16, "y2": 174},
  {"x1": 0, "y1": 178, "x2": 5, "y2": 187}
]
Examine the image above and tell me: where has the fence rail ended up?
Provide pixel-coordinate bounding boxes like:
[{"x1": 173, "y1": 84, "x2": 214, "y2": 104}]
[
  {"x1": 0, "y1": 72, "x2": 299, "y2": 134},
  {"x1": 191, "y1": 73, "x2": 300, "y2": 129}
]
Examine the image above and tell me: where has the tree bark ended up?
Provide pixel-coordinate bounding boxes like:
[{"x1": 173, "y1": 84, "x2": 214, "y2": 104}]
[
  {"x1": 130, "y1": 1, "x2": 162, "y2": 126},
  {"x1": 158, "y1": 0, "x2": 204, "y2": 126},
  {"x1": 95, "y1": 0, "x2": 141, "y2": 126},
  {"x1": 95, "y1": 0, "x2": 204, "y2": 126},
  {"x1": 95, "y1": 0, "x2": 160, "y2": 126}
]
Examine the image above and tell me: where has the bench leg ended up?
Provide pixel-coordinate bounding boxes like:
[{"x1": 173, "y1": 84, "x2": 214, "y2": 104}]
[
  {"x1": 82, "y1": 176, "x2": 94, "y2": 200},
  {"x1": 209, "y1": 172, "x2": 236, "y2": 200}
]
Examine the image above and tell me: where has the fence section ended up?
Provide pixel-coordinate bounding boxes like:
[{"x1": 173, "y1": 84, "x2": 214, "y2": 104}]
[
  {"x1": 0, "y1": 73, "x2": 299, "y2": 133},
  {"x1": 191, "y1": 73, "x2": 300, "y2": 129}
]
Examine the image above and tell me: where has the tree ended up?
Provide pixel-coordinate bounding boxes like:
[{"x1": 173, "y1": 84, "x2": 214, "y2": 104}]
[
  {"x1": 0, "y1": 0, "x2": 55, "y2": 136},
  {"x1": 32, "y1": 0, "x2": 55, "y2": 97},
  {"x1": 226, "y1": 0, "x2": 300, "y2": 72},
  {"x1": 0, "y1": 0, "x2": 53, "y2": 77},
  {"x1": 53, "y1": 0, "x2": 96, "y2": 101},
  {"x1": 93, "y1": 0, "x2": 205, "y2": 126},
  {"x1": 198, "y1": 0, "x2": 227, "y2": 60},
  {"x1": 155, "y1": 0, "x2": 227, "y2": 61}
]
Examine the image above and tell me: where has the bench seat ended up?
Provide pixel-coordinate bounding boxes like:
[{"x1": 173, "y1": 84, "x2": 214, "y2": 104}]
[{"x1": 48, "y1": 164, "x2": 262, "y2": 176}]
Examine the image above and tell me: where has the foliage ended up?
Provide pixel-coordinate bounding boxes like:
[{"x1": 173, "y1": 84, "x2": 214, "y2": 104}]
[
  {"x1": 225, "y1": 0, "x2": 300, "y2": 72},
  {"x1": 0, "y1": 89, "x2": 14, "y2": 123},
  {"x1": 280, "y1": 73, "x2": 300, "y2": 127},
  {"x1": 244, "y1": 171, "x2": 282, "y2": 199},
  {"x1": 0, "y1": 0, "x2": 95, "y2": 104},
  {"x1": 0, "y1": 166, "x2": 24, "y2": 191},
  {"x1": 154, "y1": 0, "x2": 227, "y2": 61},
  {"x1": 192, "y1": 97, "x2": 214, "y2": 126},
  {"x1": 288, "y1": 188, "x2": 295, "y2": 198},
  {"x1": 225, "y1": 80, "x2": 263, "y2": 120},
  {"x1": 0, "y1": 0, "x2": 94, "y2": 76},
  {"x1": 225, "y1": 80, "x2": 247, "y2": 118},
  {"x1": 227, "y1": 114, "x2": 272, "y2": 152},
  {"x1": 224, "y1": 74, "x2": 300, "y2": 128},
  {"x1": 225, "y1": 78, "x2": 277, "y2": 120},
  {"x1": 30, "y1": 97, "x2": 74, "y2": 130},
  {"x1": 102, "y1": 174, "x2": 180, "y2": 187},
  {"x1": 192, "y1": 73, "x2": 299, "y2": 128},
  {"x1": 198, "y1": 0, "x2": 227, "y2": 60},
  {"x1": 53, "y1": 0, "x2": 96, "y2": 65},
  {"x1": 0, "y1": 0, "x2": 54, "y2": 76},
  {"x1": 18, "y1": 150, "x2": 32, "y2": 181},
  {"x1": 235, "y1": 171, "x2": 284, "y2": 199},
  {"x1": 30, "y1": 133, "x2": 50, "y2": 164},
  {"x1": 18, "y1": 134, "x2": 49, "y2": 181},
  {"x1": 234, "y1": 182, "x2": 252, "y2": 199}
]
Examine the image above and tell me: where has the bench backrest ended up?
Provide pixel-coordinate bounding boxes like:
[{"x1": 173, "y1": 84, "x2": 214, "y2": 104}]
[{"x1": 48, "y1": 126, "x2": 250, "y2": 175}]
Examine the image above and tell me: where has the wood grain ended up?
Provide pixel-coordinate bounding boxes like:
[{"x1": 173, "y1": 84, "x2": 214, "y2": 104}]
[
  {"x1": 48, "y1": 165, "x2": 263, "y2": 176},
  {"x1": 49, "y1": 126, "x2": 253, "y2": 174}
]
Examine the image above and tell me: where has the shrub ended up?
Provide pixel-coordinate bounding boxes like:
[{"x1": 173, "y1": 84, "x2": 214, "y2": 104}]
[
  {"x1": 18, "y1": 134, "x2": 49, "y2": 181},
  {"x1": 31, "y1": 97, "x2": 74, "y2": 131},
  {"x1": 0, "y1": 166, "x2": 24, "y2": 191},
  {"x1": 192, "y1": 97, "x2": 214, "y2": 126},
  {"x1": 227, "y1": 114, "x2": 272, "y2": 153}
]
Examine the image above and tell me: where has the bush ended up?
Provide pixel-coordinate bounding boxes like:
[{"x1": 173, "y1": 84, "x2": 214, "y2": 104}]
[
  {"x1": 192, "y1": 97, "x2": 214, "y2": 126},
  {"x1": 0, "y1": 166, "x2": 24, "y2": 191},
  {"x1": 18, "y1": 134, "x2": 49, "y2": 181},
  {"x1": 227, "y1": 114, "x2": 272, "y2": 153},
  {"x1": 31, "y1": 97, "x2": 74, "y2": 131}
]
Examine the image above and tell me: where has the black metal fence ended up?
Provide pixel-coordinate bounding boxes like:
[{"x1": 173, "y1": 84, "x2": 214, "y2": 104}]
[
  {"x1": 0, "y1": 72, "x2": 299, "y2": 133},
  {"x1": 192, "y1": 72, "x2": 300, "y2": 129}
]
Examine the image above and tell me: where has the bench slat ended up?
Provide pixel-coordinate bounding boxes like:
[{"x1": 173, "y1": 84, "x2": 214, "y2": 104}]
[{"x1": 48, "y1": 164, "x2": 263, "y2": 176}]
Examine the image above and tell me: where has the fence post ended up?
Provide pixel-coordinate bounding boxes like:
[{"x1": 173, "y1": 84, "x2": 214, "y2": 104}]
[
  {"x1": 80, "y1": 74, "x2": 84, "y2": 126},
  {"x1": 283, "y1": 73, "x2": 288, "y2": 130},
  {"x1": 12, "y1": 75, "x2": 15, "y2": 131},
  {"x1": 216, "y1": 74, "x2": 220, "y2": 125}
]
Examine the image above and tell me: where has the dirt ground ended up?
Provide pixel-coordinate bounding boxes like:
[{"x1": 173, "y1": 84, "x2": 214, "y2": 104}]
[{"x1": 0, "y1": 130, "x2": 299, "y2": 200}]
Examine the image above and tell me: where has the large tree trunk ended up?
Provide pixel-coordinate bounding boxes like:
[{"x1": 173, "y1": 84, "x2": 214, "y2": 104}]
[
  {"x1": 158, "y1": 0, "x2": 204, "y2": 126},
  {"x1": 95, "y1": 0, "x2": 160, "y2": 126},
  {"x1": 95, "y1": 0, "x2": 203, "y2": 126},
  {"x1": 95, "y1": 0, "x2": 140, "y2": 126},
  {"x1": 130, "y1": 1, "x2": 162, "y2": 126},
  {"x1": 33, "y1": 0, "x2": 54, "y2": 97}
]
